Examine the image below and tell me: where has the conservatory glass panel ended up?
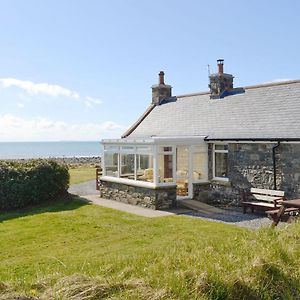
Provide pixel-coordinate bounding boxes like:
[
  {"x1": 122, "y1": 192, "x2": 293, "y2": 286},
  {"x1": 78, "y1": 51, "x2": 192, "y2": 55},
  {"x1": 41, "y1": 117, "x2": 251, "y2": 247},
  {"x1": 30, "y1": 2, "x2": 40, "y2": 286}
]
[
  {"x1": 136, "y1": 154, "x2": 154, "y2": 182},
  {"x1": 104, "y1": 152, "x2": 119, "y2": 177},
  {"x1": 193, "y1": 152, "x2": 207, "y2": 181},
  {"x1": 121, "y1": 146, "x2": 135, "y2": 152},
  {"x1": 104, "y1": 145, "x2": 119, "y2": 151},
  {"x1": 120, "y1": 153, "x2": 135, "y2": 179},
  {"x1": 136, "y1": 145, "x2": 152, "y2": 153}
]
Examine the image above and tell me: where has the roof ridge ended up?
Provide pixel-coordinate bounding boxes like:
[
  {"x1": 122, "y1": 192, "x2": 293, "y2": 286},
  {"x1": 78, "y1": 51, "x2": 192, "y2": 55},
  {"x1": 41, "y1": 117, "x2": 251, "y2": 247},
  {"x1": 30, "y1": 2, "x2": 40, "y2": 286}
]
[
  {"x1": 176, "y1": 79, "x2": 300, "y2": 99},
  {"x1": 243, "y1": 79, "x2": 300, "y2": 90}
]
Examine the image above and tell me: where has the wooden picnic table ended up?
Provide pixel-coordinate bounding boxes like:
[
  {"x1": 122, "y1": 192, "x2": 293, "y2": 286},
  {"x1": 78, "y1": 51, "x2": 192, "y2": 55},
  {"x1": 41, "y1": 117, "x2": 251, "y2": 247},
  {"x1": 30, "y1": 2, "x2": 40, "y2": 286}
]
[{"x1": 272, "y1": 199, "x2": 300, "y2": 226}]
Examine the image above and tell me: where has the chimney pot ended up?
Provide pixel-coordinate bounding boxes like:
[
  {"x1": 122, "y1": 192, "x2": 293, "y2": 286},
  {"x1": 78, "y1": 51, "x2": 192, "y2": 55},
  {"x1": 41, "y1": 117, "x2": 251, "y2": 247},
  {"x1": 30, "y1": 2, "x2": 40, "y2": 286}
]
[
  {"x1": 152, "y1": 71, "x2": 172, "y2": 105},
  {"x1": 159, "y1": 71, "x2": 165, "y2": 85},
  {"x1": 209, "y1": 59, "x2": 234, "y2": 98},
  {"x1": 217, "y1": 59, "x2": 224, "y2": 74}
]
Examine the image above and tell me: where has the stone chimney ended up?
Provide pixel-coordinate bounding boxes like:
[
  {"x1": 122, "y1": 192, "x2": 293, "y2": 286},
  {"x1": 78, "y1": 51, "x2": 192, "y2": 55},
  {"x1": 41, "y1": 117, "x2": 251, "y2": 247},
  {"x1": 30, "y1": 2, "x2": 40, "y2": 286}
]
[
  {"x1": 151, "y1": 71, "x2": 172, "y2": 105},
  {"x1": 209, "y1": 59, "x2": 234, "y2": 99}
]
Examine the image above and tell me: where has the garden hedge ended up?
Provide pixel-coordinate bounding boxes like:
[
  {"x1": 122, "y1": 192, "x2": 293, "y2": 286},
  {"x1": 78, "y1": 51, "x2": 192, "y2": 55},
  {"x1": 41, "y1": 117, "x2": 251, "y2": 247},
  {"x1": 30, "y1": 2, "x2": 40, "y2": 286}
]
[{"x1": 0, "y1": 160, "x2": 69, "y2": 210}]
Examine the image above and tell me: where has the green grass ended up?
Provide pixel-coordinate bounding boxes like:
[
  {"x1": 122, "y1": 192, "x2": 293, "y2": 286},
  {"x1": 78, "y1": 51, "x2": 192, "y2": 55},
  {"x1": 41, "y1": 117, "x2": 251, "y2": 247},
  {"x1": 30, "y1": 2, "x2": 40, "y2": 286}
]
[
  {"x1": 0, "y1": 198, "x2": 300, "y2": 299},
  {"x1": 68, "y1": 166, "x2": 97, "y2": 184}
]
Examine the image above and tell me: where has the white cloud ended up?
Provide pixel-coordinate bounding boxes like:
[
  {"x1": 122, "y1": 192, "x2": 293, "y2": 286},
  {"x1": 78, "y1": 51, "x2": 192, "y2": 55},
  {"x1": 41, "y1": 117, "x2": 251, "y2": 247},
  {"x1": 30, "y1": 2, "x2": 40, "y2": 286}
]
[
  {"x1": 85, "y1": 96, "x2": 103, "y2": 105},
  {"x1": 100, "y1": 121, "x2": 125, "y2": 131},
  {"x1": 0, "y1": 114, "x2": 127, "y2": 141},
  {"x1": 0, "y1": 78, "x2": 103, "y2": 108},
  {"x1": 17, "y1": 102, "x2": 25, "y2": 108},
  {"x1": 83, "y1": 96, "x2": 103, "y2": 108},
  {"x1": 0, "y1": 78, "x2": 80, "y2": 98}
]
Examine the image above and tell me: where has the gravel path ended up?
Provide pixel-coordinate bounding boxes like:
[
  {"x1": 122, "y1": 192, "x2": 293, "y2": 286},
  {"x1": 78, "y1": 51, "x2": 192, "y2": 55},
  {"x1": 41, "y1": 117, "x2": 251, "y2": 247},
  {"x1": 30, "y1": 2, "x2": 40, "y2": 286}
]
[
  {"x1": 69, "y1": 181, "x2": 272, "y2": 229},
  {"x1": 68, "y1": 180, "x2": 99, "y2": 196},
  {"x1": 180, "y1": 210, "x2": 272, "y2": 230}
]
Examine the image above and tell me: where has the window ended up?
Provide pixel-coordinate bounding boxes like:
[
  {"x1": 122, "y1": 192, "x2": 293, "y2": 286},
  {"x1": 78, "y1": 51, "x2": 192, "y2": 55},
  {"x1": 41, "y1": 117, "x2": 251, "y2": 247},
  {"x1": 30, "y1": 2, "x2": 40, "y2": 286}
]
[
  {"x1": 136, "y1": 145, "x2": 152, "y2": 153},
  {"x1": 120, "y1": 153, "x2": 135, "y2": 179},
  {"x1": 104, "y1": 152, "x2": 119, "y2": 177},
  {"x1": 192, "y1": 152, "x2": 206, "y2": 181},
  {"x1": 191, "y1": 145, "x2": 208, "y2": 182},
  {"x1": 136, "y1": 154, "x2": 154, "y2": 182},
  {"x1": 159, "y1": 146, "x2": 172, "y2": 152},
  {"x1": 214, "y1": 144, "x2": 228, "y2": 180}
]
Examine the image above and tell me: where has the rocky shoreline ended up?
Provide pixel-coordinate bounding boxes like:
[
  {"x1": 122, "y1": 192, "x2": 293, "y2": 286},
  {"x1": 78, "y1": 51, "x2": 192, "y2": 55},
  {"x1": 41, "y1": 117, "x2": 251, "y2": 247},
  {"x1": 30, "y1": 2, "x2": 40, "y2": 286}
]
[{"x1": 1, "y1": 156, "x2": 101, "y2": 166}]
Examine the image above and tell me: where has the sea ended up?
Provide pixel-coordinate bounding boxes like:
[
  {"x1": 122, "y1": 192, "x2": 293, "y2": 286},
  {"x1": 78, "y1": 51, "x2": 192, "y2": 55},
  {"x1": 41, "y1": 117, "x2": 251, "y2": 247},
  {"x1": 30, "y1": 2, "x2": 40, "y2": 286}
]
[{"x1": 0, "y1": 141, "x2": 103, "y2": 159}]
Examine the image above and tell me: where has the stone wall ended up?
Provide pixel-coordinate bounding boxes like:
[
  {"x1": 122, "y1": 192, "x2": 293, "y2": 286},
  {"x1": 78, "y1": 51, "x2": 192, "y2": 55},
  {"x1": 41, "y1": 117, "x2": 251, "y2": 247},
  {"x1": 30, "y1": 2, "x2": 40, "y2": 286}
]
[
  {"x1": 99, "y1": 180, "x2": 176, "y2": 210},
  {"x1": 194, "y1": 143, "x2": 300, "y2": 206},
  {"x1": 277, "y1": 144, "x2": 300, "y2": 197}
]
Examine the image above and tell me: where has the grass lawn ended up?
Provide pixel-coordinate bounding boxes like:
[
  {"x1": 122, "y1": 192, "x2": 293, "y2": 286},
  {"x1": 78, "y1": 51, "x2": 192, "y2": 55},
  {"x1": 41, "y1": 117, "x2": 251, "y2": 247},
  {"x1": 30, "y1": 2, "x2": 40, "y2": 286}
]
[
  {"x1": 0, "y1": 198, "x2": 300, "y2": 299},
  {"x1": 68, "y1": 166, "x2": 97, "y2": 185}
]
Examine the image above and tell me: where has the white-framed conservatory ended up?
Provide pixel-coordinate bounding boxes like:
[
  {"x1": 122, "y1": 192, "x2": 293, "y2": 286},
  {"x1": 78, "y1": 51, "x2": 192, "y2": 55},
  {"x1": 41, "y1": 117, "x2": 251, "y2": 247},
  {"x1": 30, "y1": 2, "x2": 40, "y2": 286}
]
[{"x1": 101, "y1": 136, "x2": 208, "y2": 198}]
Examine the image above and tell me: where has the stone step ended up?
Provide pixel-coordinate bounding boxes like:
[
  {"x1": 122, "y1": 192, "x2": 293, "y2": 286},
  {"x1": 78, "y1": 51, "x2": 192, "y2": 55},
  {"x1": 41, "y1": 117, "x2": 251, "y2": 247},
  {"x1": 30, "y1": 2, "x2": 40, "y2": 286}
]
[{"x1": 179, "y1": 199, "x2": 225, "y2": 214}]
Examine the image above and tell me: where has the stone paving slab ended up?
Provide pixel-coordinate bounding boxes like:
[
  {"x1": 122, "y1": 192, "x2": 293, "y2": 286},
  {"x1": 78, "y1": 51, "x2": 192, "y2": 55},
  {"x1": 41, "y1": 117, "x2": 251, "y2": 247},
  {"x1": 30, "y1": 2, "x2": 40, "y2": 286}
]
[
  {"x1": 179, "y1": 199, "x2": 225, "y2": 214},
  {"x1": 81, "y1": 194, "x2": 175, "y2": 218}
]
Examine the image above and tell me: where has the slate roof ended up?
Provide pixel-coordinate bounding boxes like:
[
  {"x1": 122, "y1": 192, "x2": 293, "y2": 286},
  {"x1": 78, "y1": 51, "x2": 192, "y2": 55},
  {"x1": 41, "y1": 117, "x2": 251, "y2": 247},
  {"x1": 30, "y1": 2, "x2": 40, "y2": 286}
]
[{"x1": 125, "y1": 80, "x2": 300, "y2": 140}]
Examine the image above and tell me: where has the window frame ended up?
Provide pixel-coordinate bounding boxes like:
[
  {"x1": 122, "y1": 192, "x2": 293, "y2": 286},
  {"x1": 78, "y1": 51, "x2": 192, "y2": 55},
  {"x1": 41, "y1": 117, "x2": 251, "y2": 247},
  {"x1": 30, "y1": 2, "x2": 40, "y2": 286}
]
[{"x1": 213, "y1": 143, "x2": 229, "y2": 182}]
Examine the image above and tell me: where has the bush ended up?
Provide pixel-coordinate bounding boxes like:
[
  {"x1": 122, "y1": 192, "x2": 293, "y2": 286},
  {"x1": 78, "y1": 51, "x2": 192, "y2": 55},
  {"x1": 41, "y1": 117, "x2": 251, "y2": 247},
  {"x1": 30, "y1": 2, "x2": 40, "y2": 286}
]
[{"x1": 0, "y1": 160, "x2": 69, "y2": 210}]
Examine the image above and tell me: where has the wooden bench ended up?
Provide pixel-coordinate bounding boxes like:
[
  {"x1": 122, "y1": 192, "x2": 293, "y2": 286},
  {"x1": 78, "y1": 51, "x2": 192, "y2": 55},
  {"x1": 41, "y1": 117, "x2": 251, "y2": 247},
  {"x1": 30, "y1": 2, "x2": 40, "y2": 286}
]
[{"x1": 242, "y1": 188, "x2": 284, "y2": 214}]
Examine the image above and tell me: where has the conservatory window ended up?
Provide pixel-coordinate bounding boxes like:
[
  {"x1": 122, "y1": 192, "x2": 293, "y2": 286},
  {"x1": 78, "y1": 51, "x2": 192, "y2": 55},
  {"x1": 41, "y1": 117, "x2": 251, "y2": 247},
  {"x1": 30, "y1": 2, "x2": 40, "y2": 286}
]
[
  {"x1": 136, "y1": 154, "x2": 154, "y2": 182},
  {"x1": 120, "y1": 153, "x2": 135, "y2": 179},
  {"x1": 192, "y1": 152, "x2": 207, "y2": 181},
  {"x1": 104, "y1": 152, "x2": 119, "y2": 177}
]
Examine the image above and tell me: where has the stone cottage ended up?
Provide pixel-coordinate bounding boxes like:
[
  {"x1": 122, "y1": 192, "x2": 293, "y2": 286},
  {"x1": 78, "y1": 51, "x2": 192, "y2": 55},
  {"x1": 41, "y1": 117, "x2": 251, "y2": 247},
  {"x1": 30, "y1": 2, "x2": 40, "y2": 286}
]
[{"x1": 100, "y1": 60, "x2": 300, "y2": 209}]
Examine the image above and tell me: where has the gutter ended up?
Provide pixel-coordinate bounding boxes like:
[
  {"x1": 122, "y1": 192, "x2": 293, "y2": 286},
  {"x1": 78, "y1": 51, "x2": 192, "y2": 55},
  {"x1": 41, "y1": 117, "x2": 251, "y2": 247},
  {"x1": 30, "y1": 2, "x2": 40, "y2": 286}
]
[
  {"x1": 272, "y1": 141, "x2": 280, "y2": 190},
  {"x1": 204, "y1": 137, "x2": 300, "y2": 142}
]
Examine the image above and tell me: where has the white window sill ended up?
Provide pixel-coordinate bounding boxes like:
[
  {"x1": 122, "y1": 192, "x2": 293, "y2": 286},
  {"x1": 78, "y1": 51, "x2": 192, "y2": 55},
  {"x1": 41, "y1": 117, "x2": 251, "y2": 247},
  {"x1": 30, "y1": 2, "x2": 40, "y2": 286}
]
[
  {"x1": 100, "y1": 176, "x2": 176, "y2": 189},
  {"x1": 212, "y1": 177, "x2": 230, "y2": 186},
  {"x1": 213, "y1": 177, "x2": 229, "y2": 182}
]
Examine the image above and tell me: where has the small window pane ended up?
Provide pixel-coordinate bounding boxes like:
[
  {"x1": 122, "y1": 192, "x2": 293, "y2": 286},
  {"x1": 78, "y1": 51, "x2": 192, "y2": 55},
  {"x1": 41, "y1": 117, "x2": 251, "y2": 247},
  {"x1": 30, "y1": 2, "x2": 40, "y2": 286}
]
[
  {"x1": 158, "y1": 154, "x2": 174, "y2": 183},
  {"x1": 215, "y1": 152, "x2": 228, "y2": 178},
  {"x1": 136, "y1": 145, "x2": 152, "y2": 153},
  {"x1": 104, "y1": 152, "x2": 118, "y2": 177},
  {"x1": 120, "y1": 154, "x2": 135, "y2": 179},
  {"x1": 104, "y1": 145, "x2": 119, "y2": 152},
  {"x1": 136, "y1": 154, "x2": 154, "y2": 182},
  {"x1": 159, "y1": 146, "x2": 172, "y2": 152},
  {"x1": 121, "y1": 146, "x2": 135, "y2": 152},
  {"x1": 215, "y1": 145, "x2": 228, "y2": 151}
]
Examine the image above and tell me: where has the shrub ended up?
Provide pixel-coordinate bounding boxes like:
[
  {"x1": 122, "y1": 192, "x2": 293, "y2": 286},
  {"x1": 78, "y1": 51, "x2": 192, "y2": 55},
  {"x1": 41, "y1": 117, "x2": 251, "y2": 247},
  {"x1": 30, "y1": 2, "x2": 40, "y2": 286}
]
[{"x1": 0, "y1": 160, "x2": 69, "y2": 210}]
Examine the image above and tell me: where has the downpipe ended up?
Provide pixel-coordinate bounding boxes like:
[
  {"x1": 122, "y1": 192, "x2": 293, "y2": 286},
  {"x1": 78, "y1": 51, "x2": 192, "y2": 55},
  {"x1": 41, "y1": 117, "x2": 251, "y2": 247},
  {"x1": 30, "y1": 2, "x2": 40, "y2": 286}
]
[{"x1": 272, "y1": 141, "x2": 280, "y2": 190}]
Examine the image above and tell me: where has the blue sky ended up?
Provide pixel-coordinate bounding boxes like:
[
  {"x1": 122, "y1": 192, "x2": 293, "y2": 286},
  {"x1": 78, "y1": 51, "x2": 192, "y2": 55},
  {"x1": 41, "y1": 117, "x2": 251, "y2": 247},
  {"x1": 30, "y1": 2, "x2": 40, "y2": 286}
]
[{"x1": 0, "y1": 0, "x2": 299, "y2": 141}]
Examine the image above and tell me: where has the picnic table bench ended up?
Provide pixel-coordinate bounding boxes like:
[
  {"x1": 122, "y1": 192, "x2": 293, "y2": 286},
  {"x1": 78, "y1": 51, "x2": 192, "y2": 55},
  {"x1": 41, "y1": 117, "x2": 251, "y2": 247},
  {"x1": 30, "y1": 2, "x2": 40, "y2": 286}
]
[
  {"x1": 242, "y1": 188, "x2": 284, "y2": 214},
  {"x1": 269, "y1": 199, "x2": 300, "y2": 226}
]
